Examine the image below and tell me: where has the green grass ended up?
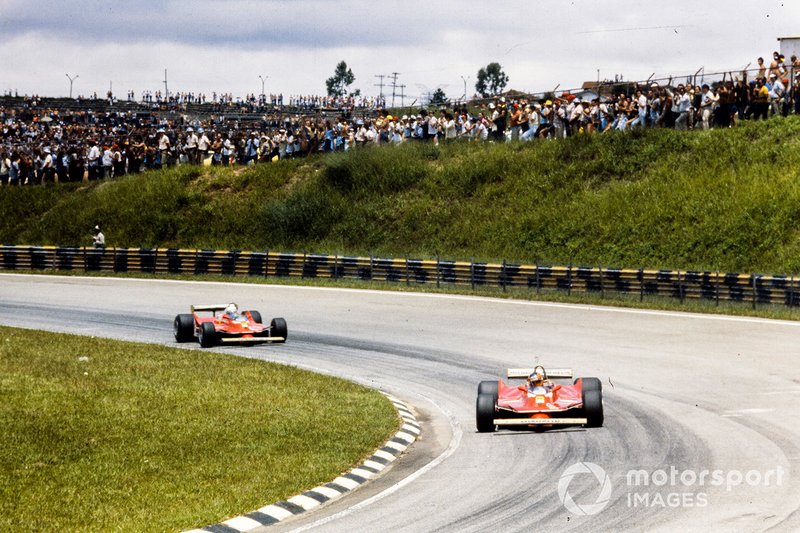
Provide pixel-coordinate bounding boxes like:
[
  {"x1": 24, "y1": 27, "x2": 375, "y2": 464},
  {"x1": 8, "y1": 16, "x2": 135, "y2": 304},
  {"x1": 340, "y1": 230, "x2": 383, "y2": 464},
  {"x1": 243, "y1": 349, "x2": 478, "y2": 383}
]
[
  {"x1": 3, "y1": 117, "x2": 800, "y2": 273},
  {"x1": 0, "y1": 326, "x2": 399, "y2": 532}
]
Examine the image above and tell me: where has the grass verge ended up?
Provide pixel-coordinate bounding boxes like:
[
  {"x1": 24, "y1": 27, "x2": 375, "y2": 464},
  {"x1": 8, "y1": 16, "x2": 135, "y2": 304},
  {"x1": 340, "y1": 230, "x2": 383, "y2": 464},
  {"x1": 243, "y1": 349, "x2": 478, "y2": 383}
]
[{"x1": 0, "y1": 326, "x2": 399, "y2": 532}]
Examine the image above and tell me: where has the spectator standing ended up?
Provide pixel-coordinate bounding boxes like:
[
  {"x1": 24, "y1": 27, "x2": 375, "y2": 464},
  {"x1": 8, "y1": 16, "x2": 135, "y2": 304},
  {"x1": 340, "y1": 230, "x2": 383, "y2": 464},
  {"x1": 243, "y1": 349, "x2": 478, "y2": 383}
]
[
  {"x1": 185, "y1": 127, "x2": 198, "y2": 164},
  {"x1": 92, "y1": 225, "x2": 105, "y2": 248},
  {"x1": 101, "y1": 145, "x2": 113, "y2": 178},
  {"x1": 675, "y1": 86, "x2": 691, "y2": 130},
  {"x1": 87, "y1": 139, "x2": 101, "y2": 180},
  {"x1": 699, "y1": 84, "x2": 716, "y2": 130},
  {"x1": 197, "y1": 128, "x2": 209, "y2": 163},
  {"x1": 157, "y1": 129, "x2": 170, "y2": 168}
]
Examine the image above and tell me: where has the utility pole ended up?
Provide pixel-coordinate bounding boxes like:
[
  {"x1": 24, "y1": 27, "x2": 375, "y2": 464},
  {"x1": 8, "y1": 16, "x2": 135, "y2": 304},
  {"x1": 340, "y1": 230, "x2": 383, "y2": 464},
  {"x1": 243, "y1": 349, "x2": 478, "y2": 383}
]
[
  {"x1": 374, "y1": 74, "x2": 386, "y2": 101},
  {"x1": 65, "y1": 73, "x2": 78, "y2": 99},
  {"x1": 389, "y1": 72, "x2": 400, "y2": 108},
  {"x1": 258, "y1": 75, "x2": 268, "y2": 98},
  {"x1": 398, "y1": 84, "x2": 406, "y2": 107},
  {"x1": 163, "y1": 69, "x2": 168, "y2": 99},
  {"x1": 460, "y1": 75, "x2": 469, "y2": 102}
]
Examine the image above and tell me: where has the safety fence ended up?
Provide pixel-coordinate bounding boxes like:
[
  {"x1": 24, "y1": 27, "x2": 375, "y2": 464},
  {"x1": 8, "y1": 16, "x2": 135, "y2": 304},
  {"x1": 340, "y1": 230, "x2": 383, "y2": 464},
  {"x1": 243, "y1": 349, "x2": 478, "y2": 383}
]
[{"x1": 2, "y1": 245, "x2": 799, "y2": 309}]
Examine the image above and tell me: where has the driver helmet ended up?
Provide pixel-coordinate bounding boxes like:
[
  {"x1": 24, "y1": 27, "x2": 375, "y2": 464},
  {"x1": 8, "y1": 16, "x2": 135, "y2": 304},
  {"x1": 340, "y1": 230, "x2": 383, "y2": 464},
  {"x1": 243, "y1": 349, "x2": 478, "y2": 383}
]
[
  {"x1": 224, "y1": 303, "x2": 238, "y2": 317},
  {"x1": 528, "y1": 366, "x2": 546, "y2": 387}
]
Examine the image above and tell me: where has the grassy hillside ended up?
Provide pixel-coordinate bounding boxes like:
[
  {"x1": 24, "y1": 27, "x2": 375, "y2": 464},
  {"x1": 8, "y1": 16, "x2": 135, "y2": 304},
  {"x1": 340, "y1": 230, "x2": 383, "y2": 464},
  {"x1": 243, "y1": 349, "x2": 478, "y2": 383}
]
[{"x1": 3, "y1": 117, "x2": 800, "y2": 273}]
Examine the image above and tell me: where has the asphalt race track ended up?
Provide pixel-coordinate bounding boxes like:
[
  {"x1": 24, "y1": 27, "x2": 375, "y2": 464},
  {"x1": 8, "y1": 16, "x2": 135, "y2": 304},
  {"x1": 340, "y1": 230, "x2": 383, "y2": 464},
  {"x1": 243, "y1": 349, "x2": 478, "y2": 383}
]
[{"x1": 2, "y1": 274, "x2": 799, "y2": 532}]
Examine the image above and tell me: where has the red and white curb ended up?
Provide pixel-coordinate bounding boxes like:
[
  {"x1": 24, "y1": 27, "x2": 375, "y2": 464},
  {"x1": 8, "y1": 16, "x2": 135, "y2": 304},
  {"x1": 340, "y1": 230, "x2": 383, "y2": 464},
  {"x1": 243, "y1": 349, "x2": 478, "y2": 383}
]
[{"x1": 185, "y1": 393, "x2": 419, "y2": 533}]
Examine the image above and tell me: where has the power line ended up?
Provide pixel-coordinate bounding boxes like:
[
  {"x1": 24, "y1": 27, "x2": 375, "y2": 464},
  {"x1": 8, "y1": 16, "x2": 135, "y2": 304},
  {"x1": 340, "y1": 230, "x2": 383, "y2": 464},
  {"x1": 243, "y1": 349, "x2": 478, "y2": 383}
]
[
  {"x1": 389, "y1": 72, "x2": 399, "y2": 108},
  {"x1": 374, "y1": 74, "x2": 386, "y2": 100}
]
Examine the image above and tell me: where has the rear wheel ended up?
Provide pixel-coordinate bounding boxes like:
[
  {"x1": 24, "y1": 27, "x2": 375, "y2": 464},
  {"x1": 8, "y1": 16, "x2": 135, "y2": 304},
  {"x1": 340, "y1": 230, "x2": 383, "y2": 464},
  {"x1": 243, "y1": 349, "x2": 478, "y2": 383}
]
[
  {"x1": 477, "y1": 380, "x2": 499, "y2": 398},
  {"x1": 198, "y1": 322, "x2": 217, "y2": 348},
  {"x1": 583, "y1": 389, "x2": 604, "y2": 428},
  {"x1": 174, "y1": 314, "x2": 194, "y2": 342},
  {"x1": 245, "y1": 310, "x2": 262, "y2": 324},
  {"x1": 476, "y1": 393, "x2": 497, "y2": 433},
  {"x1": 270, "y1": 317, "x2": 288, "y2": 342}
]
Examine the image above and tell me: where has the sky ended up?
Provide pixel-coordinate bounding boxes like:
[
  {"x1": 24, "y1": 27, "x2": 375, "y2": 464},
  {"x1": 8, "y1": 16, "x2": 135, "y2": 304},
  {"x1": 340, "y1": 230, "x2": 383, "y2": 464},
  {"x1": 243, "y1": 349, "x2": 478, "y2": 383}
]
[{"x1": 2, "y1": 0, "x2": 798, "y2": 103}]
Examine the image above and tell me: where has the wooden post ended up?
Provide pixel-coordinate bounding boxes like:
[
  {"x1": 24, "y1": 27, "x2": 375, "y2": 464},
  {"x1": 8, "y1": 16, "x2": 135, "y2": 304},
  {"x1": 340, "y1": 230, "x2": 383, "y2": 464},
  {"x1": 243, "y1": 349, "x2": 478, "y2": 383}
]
[
  {"x1": 301, "y1": 251, "x2": 307, "y2": 279},
  {"x1": 334, "y1": 253, "x2": 339, "y2": 280},
  {"x1": 470, "y1": 257, "x2": 475, "y2": 290},
  {"x1": 752, "y1": 274, "x2": 757, "y2": 310},
  {"x1": 599, "y1": 265, "x2": 604, "y2": 299},
  {"x1": 678, "y1": 270, "x2": 684, "y2": 303},
  {"x1": 405, "y1": 256, "x2": 410, "y2": 286},
  {"x1": 501, "y1": 260, "x2": 507, "y2": 292},
  {"x1": 716, "y1": 270, "x2": 720, "y2": 306},
  {"x1": 567, "y1": 260, "x2": 572, "y2": 296},
  {"x1": 265, "y1": 249, "x2": 270, "y2": 278},
  {"x1": 535, "y1": 262, "x2": 540, "y2": 295},
  {"x1": 639, "y1": 267, "x2": 644, "y2": 302},
  {"x1": 436, "y1": 254, "x2": 440, "y2": 288}
]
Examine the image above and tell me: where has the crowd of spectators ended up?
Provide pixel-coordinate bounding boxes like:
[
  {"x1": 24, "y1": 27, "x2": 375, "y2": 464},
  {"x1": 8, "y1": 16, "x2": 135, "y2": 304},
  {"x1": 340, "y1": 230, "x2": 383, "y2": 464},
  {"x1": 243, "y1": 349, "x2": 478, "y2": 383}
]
[{"x1": 2, "y1": 54, "x2": 799, "y2": 186}]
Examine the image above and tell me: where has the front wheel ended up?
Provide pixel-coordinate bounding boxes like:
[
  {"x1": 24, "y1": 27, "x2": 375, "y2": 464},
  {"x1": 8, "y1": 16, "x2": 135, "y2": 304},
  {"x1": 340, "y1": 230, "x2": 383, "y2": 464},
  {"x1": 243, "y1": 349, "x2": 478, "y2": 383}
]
[
  {"x1": 198, "y1": 322, "x2": 217, "y2": 348},
  {"x1": 270, "y1": 317, "x2": 288, "y2": 342},
  {"x1": 245, "y1": 310, "x2": 262, "y2": 324},
  {"x1": 476, "y1": 393, "x2": 497, "y2": 433},
  {"x1": 477, "y1": 380, "x2": 499, "y2": 399}
]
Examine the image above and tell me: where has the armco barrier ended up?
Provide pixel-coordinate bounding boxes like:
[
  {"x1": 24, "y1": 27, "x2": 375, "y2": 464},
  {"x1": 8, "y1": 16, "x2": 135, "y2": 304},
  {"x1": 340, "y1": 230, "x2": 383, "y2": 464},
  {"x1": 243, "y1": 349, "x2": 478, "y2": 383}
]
[{"x1": 1, "y1": 245, "x2": 798, "y2": 309}]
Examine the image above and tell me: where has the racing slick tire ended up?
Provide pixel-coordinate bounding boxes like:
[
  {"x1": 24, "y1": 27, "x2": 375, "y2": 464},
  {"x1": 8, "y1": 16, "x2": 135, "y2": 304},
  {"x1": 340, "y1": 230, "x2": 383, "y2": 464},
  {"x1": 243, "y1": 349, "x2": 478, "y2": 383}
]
[
  {"x1": 477, "y1": 380, "x2": 499, "y2": 399},
  {"x1": 583, "y1": 389, "x2": 604, "y2": 428},
  {"x1": 270, "y1": 317, "x2": 288, "y2": 342},
  {"x1": 575, "y1": 377, "x2": 602, "y2": 393},
  {"x1": 476, "y1": 393, "x2": 497, "y2": 433},
  {"x1": 198, "y1": 322, "x2": 218, "y2": 348},
  {"x1": 245, "y1": 310, "x2": 263, "y2": 324},
  {"x1": 174, "y1": 314, "x2": 194, "y2": 343}
]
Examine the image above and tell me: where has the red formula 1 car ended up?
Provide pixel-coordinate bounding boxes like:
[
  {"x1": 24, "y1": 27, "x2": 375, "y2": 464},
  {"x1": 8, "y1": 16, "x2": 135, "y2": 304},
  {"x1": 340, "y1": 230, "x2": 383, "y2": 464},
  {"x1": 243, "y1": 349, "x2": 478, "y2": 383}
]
[
  {"x1": 475, "y1": 366, "x2": 603, "y2": 432},
  {"x1": 173, "y1": 303, "x2": 287, "y2": 348}
]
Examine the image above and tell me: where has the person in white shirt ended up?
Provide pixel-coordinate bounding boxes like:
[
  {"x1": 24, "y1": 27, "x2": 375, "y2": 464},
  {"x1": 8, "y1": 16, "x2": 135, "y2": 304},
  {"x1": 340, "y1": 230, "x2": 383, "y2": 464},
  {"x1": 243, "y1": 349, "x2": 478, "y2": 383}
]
[
  {"x1": 92, "y1": 225, "x2": 105, "y2": 248},
  {"x1": 87, "y1": 140, "x2": 101, "y2": 180},
  {"x1": 675, "y1": 86, "x2": 692, "y2": 130},
  {"x1": 699, "y1": 84, "x2": 717, "y2": 130},
  {"x1": 185, "y1": 127, "x2": 199, "y2": 164},
  {"x1": 197, "y1": 129, "x2": 210, "y2": 164}
]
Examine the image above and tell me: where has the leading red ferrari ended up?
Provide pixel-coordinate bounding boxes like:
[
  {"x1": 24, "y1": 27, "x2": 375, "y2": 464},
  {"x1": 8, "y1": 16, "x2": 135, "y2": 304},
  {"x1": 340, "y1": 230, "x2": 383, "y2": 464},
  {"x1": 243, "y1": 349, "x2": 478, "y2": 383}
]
[{"x1": 476, "y1": 366, "x2": 603, "y2": 432}]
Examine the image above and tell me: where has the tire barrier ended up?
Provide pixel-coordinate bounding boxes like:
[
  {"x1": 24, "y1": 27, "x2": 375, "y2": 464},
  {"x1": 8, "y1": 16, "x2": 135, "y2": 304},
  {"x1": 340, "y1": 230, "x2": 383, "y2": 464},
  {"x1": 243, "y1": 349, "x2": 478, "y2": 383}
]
[{"x1": 2, "y1": 245, "x2": 799, "y2": 309}]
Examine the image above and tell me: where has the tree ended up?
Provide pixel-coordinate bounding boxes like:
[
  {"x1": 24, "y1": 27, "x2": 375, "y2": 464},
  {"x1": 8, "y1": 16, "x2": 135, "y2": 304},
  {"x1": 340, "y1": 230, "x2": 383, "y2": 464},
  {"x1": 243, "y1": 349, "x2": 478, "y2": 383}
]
[
  {"x1": 475, "y1": 62, "x2": 509, "y2": 98},
  {"x1": 326, "y1": 61, "x2": 355, "y2": 97},
  {"x1": 430, "y1": 88, "x2": 449, "y2": 107}
]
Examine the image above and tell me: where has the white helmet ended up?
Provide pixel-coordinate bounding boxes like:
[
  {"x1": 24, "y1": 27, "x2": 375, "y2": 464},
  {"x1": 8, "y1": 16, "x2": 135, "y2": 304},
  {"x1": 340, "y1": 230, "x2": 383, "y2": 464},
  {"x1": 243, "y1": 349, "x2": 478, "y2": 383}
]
[{"x1": 224, "y1": 303, "x2": 238, "y2": 315}]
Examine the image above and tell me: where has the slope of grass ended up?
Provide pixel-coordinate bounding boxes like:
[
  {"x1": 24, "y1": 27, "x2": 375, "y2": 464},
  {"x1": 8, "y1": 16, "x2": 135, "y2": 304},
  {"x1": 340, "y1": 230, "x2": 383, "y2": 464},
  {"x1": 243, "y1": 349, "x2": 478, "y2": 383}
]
[
  {"x1": 0, "y1": 326, "x2": 398, "y2": 532},
  {"x1": 3, "y1": 117, "x2": 800, "y2": 273}
]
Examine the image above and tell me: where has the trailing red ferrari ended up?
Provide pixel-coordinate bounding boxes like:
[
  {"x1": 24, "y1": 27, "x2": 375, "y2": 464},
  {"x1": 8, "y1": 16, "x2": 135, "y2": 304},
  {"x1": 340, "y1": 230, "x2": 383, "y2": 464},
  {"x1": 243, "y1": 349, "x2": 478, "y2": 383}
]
[
  {"x1": 174, "y1": 303, "x2": 287, "y2": 348},
  {"x1": 476, "y1": 365, "x2": 603, "y2": 432}
]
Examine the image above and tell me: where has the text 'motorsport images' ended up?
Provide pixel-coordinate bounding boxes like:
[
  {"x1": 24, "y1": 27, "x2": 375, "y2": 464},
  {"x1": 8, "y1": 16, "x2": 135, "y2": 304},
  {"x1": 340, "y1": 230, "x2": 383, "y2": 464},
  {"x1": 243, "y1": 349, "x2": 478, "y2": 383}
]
[
  {"x1": 476, "y1": 365, "x2": 603, "y2": 432},
  {"x1": 173, "y1": 303, "x2": 287, "y2": 348}
]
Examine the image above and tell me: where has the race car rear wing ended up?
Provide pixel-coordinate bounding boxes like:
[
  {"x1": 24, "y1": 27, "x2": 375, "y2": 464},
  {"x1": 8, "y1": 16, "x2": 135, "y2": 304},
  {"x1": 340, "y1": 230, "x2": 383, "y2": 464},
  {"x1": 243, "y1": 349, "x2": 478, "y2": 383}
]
[
  {"x1": 507, "y1": 368, "x2": 573, "y2": 379},
  {"x1": 191, "y1": 304, "x2": 233, "y2": 313},
  {"x1": 494, "y1": 417, "x2": 587, "y2": 426}
]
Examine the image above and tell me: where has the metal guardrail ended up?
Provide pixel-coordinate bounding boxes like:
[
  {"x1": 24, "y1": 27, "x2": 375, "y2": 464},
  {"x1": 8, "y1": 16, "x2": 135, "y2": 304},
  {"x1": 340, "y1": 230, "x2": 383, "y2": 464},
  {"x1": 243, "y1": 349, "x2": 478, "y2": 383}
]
[{"x1": 1, "y1": 245, "x2": 797, "y2": 309}]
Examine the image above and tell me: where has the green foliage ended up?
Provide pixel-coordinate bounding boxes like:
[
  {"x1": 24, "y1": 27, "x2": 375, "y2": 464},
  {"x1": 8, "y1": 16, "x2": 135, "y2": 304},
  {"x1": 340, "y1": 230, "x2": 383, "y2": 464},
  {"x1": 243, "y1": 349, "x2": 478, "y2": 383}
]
[
  {"x1": 0, "y1": 326, "x2": 398, "y2": 532},
  {"x1": 325, "y1": 61, "x2": 355, "y2": 97},
  {"x1": 3, "y1": 118, "x2": 800, "y2": 273},
  {"x1": 475, "y1": 62, "x2": 509, "y2": 97},
  {"x1": 430, "y1": 88, "x2": 449, "y2": 106}
]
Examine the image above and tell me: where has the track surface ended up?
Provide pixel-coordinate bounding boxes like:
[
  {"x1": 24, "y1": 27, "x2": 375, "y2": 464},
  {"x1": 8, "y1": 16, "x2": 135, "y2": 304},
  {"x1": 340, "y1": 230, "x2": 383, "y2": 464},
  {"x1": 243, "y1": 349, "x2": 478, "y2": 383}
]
[{"x1": 2, "y1": 274, "x2": 799, "y2": 532}]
